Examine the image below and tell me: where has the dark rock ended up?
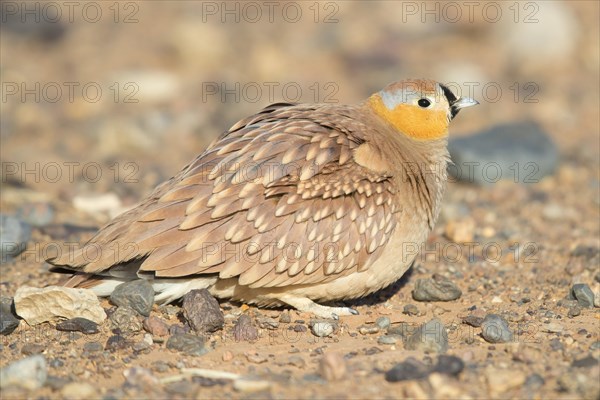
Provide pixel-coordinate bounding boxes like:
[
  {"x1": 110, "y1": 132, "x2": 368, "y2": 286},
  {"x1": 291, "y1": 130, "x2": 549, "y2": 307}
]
[
  {"x1": 166, "y1": 334, "x2": 208, "y2": 356},
  {"x1": 143, "y1": 316, "x2": 169, "y2": 336},
  {"x1": 0, "y1": 214, "x2": 32, "y2": 262},
  {"x1": 0, "y1": 297, "x2": 19, "y2": 335},
  {"x1": 56, "y1": 317, "x2": 99, "y2": 334},
  {"x1": 448, "y1": 121, "x2": 558, "y2": 185},
  {"x1": 481, "y1": 314, "x2": 513, "y2": 343},
  {"x1": 385, "y1": 357, "x2": 430, "y2": 382},
  {"x1": 572, "y1": 356, "x2": 599, "y2": 368},
  {"x1": 105, "y1": 335, "x2": 132, "y2": 351},
  {"x1": 16, "y1": 202, "x2": 54, "y2": 227},
  {"x1": 404, "y1": 318, "x2": 449, "y2": 353},
  {"x1": 181, "y1": 289, "x2": 224, "y2": 334},
  {"x1": 433, "y1": 355, "x2": 464, "y2": 377},
  {"x1": 233, "y1": 314, "x2": 258, "y2": 342},
  {"x1": 110, "y1": 280, "x2": 155, "y2": 317},
  {"x1": 571, "y1": 284, "x2": 595, "y2": 308},
  {"x1": 412, "y1": 274, "x2": 462, "y2": 302},
  {"x1": 550, "y1": 338, "x2": 564, "y2": 351}
]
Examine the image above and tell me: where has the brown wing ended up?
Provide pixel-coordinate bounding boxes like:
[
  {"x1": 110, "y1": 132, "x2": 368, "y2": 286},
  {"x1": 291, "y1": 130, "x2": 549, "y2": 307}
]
[{"x1": 48, "y1": 103, "x2": 401, "y2": 288}]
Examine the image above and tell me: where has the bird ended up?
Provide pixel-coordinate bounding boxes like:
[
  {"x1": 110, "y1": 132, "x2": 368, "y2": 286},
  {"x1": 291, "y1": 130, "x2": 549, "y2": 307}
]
[{"x1": 47, "y1": 79, "x2": 478, "y2": 319}]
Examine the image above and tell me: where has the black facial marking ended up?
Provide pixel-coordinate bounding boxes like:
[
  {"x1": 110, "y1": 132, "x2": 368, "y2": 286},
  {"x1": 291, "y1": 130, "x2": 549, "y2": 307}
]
[{"x1": 440, "y1": 84, "x2": 460, "y2": 119}]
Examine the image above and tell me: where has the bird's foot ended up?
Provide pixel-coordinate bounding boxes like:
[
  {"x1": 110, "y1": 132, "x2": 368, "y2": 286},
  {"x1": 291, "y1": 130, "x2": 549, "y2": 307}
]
[{"x1": 279, "y1": 295, "x2": 358, "y2": 319}]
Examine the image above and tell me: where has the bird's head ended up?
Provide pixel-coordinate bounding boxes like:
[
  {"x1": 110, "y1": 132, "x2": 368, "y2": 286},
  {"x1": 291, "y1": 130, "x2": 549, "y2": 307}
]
[{"x1": 368, "y1": 79, "x2": 478, "y2": 141}]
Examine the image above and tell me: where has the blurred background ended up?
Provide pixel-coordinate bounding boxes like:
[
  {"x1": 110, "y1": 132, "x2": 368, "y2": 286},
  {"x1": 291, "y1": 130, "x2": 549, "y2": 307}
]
[{"x1": 0, "y1": 0, "x2": 598, "y2": 231}]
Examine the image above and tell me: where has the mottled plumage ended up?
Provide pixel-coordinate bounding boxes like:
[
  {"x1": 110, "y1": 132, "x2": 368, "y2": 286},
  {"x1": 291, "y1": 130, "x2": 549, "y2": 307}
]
[{"x1": 48, "y1": 79, "x2": 477, "y2": 318}]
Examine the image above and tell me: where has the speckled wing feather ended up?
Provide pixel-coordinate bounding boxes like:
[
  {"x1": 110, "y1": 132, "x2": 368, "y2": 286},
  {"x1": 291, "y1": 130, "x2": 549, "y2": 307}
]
[{"x1": 49, "y1": 103, "x2": 401, "y2": 288}]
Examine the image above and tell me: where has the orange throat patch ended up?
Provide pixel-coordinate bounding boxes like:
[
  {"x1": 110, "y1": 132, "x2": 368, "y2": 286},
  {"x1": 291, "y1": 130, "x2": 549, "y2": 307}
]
[{"x1": 368, "y1": 95, "x2": 449, "y2": 141}]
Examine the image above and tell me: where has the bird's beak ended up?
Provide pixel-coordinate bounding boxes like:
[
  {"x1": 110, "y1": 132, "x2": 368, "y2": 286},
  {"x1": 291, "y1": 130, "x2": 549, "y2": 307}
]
[{"x1": 450, "y1": 97, "x2": 479, "y2": 119}]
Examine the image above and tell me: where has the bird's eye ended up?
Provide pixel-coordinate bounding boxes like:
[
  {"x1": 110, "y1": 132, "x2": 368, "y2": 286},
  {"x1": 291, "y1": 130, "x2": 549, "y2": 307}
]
[{"x1": 418, "y1": 98, "x2": 432, "y2": 108}]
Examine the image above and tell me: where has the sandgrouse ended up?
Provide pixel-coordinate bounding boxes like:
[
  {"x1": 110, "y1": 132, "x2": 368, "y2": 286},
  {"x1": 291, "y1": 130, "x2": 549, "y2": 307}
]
[{"x1": 48, "y1": 79, "x2": 478, "y2": 318}]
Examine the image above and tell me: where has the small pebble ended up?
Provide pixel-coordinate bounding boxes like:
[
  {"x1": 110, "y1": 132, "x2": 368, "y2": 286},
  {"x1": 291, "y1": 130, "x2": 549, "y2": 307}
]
[
  {"x1": 412, "y1": 274, "x2": 462, "y2": 302},
  {"x1": 404, "y1": 318, "x2": 449, "y2": 353},
  {"x1": 312, "y1": 321, "x2": 335, "y2": 337},
  {"x1": 182, "y1": 289, "x2": 224, "y2": 334},
  {"x1": 245, "y1": 352, "x2": 268, "y2": 364},
  {"x1": 105, "y1": 334, "x2": 132, "y2": 351},
  {"x1": 56, "y1": 317, "x2": 99, "y2": 334},
  {"x1": 378, "y1": 335, "x2": 399, "y2": 345},
  {"x1": 481, "y1": 314, "x2": 513, "y2": 343},
  {"x1": 0, "y1": 214, "x2": 32, "y2": 261},
  {"x1": 222, "y1": 350, "x2": 234, "y2": 361},
  {"x1": 571, "y1": 284, "x2": 595, "y2": 308},
  {"x1": 523, "y1": 373, "x2": 545, "y2": 391},
  {"x1": 319, "y1": 352, "x2": 347, "y2": 381},
  {"x1": 385, "y1": 357, "x2": 430, "y2": 382},
  {"x1": 568, "y1": 306, "x2": 581, "y2": 318},
  {"x1": 21, "y1": 343, "x2": 45, "y2": 356},
  {"x1": 257, "y1": 317, "x2": 279, "y2": 330},
  {"x1": 143, "y1": 316, "x2": 169, "y2": 337},
  {"x1": 403, "y1": 304, "x2": 419, "y2": 316},
  {"x1": 233, "y1": 314, "x2": 258, "y2": 342},
  {"x1": 166, "y1": 334, "x2": 208, "y2": 356},
  {"x1": 83, "y1": 342, "x2": 103, "y2": 353},
  {"x1": 110, "y1": 280, "x2": 155, "y2": 317},
  {"x1": 358, "y1": 324, "x2": 380, "y2": 335},
  {"x1": 375, "y1": 316, "x2": 391, "y2": 330},
  {"x1": 279, "y1": 312, "x2": 291, "y2": 323}
]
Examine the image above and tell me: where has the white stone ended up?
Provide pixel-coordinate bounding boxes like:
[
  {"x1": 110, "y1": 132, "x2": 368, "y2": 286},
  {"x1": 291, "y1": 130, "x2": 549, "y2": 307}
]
[
  {"x1": 0, "y1": 355, "x2": 47, "y2": 390},
  {"x1": 14, "y1": 286, "x2": 106, "y2": 325}
]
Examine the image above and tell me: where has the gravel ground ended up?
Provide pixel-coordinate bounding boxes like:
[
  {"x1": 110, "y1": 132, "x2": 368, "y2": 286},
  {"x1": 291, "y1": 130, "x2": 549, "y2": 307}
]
[{"x1": 1, "y1": 2, "x2": 599, "y2": 399}]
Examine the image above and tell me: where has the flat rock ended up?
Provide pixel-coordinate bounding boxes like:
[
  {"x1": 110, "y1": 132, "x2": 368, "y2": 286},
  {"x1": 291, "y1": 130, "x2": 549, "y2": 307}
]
[
  {"x1": 110, "y1": 280, "x2": 154, "y2": 317},
  {"x1": 14, "y1": 286, "x2": 106, "y2": 325},
  {"x1": 56, "y1": 317, "x2": 99, "y2": 334},
  {"x1": 166, "y1": 333, "x2": 208, "y2": 356},
  {"x1": 0, "y1": 355, "x2": 47, "y2": 390},
  {"x1": 1, "y1": 297, "x2": 20, "y2": 335},
  {"x1": 182, "y1": 289, "x2": 224, "y2": 334},
  {"x1": 481, "y1": 314, "x2": 513, "y2": 343},
  {"x1": 448, "y1": 121, "x2": 558, "y2": 185},
  {"x1": 0, "y1": 214, "x2": 32, "y2": 262},
  {"x1": 413, "y1": 274, "x2": 462, "y2": 302},
  {"x1": 404, "y1": 318, "x2": 449, "y2": 353}
]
